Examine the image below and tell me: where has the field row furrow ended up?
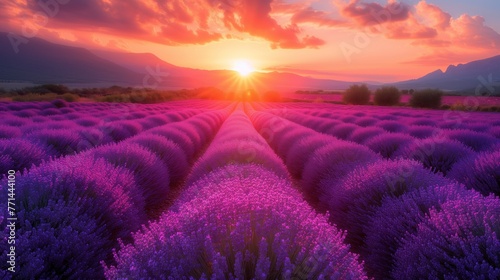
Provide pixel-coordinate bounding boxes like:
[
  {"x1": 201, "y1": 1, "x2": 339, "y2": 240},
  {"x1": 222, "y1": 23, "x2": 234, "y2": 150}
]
[
  {"x1": 251, "y1": 103, "x2": 500, "y2": 279},
  {"x1": 0, "y1": 102, "x2": 234, "y2": 279},
  {"x1": 0, "y1": 107, "x2": 209, "y2": 177},
  {"x1": 106, "y1": 106, "x2": 368, "y2": 279}
]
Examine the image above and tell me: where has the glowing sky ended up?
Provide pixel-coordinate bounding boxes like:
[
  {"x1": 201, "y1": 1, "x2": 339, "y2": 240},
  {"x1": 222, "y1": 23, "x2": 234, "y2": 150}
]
[{"x1": 2, "y1": 0, "x2": 500, "y2": 82}]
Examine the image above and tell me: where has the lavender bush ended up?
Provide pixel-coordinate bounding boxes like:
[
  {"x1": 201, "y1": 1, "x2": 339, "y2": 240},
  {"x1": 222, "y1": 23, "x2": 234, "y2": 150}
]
[
  {"x1": 393, "y1": 196, "x2": 500, "y2": 279},
  {"x1": 323, "y1": 159, "x2": 452, "y2": 252},
  {"x1": 106, "y1": 164, "x2": 367, "y2": 279},
  {"x1": 364, "y1": 184, "x2": 483, "y2": 278},
  {"x1": 448, "y1": 150, "x2": 500, "y2": 196}
]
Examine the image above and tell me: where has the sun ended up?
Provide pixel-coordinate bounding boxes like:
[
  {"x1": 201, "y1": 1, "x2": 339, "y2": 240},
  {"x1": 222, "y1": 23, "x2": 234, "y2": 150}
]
[{"x1": 232, "y1": 60, "x2": 255, "y2": 77}]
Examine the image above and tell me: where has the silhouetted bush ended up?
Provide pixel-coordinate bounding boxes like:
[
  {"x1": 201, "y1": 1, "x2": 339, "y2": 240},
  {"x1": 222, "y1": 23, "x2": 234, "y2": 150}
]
[
  {"x1": 409, "y1": 89, "x2": 443, "y2": 109},
  {"x1": 343, "y1": 84, "x2": 371, "y2": 105},
  {"x1": 374, "y1": 86, "x2": 401, "y2": 106},
  {"x1": 12, "y1": 93, "x2": 79, "y2": 102}
]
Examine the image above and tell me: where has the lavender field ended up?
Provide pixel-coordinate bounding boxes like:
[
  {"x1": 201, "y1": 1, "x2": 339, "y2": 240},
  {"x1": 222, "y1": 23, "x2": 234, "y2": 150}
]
[{"x1": 1, "y1": 99, "x2": 499, "y2": 279}]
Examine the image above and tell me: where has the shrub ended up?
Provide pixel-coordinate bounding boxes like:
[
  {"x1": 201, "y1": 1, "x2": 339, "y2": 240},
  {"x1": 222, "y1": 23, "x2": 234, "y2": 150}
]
[
  {"x1": 448, "y1": 150, "x2": 500, "y2": 196},
  {"x1": 51, "y1": 99, "x2": 69, "y2": 108},
  {"x1": 409, "y1": 89, "x2": 443, "y2": 109},
  {"x1": 285, "y1": 135, "x2": 331, "y2": 178},
  {"x1": 342, "y1": 84, "x2": 371, "y2": 105},
  {"x1": 27, "y1": 129, "x2": 82, "y2": 156},
  {"x1": 443, "y1": 129, "x2": 498, "y2": 151},
  {"x1": 100, "y1": 122, "x2": 139, "y2": 142},
  {"x1": 407, "y1": 125, "x2": 437, "y2": 139},
  {"x1": 326, "y1": 123, "x2": 359, "y2": 140},
  {"x1": 374, "y1": 86, "x2": 401, "y2": 106},
  {"x1": 301, "y1": 141, "x2": 380, "y2": 201},
  {"x1": 393, "y1": 196, "x2": 500, "y2": 279},
  {"x1": 149, "y1": 126, "x2": 196, "y2": 160},
  {"x1": 0, "y1": 139, "x2": 52, "y2": 175},
  {"x1": 88, "y1": 143, "x2": 170, "y2": 217},
  {"x1": 0, "y1": 125, "x2": 22, "y2": 139},
  {"x1": 354, "y1": 117, "x2": 378, "y2": 127},
  {"x1": 377, "y1": 120, "x2": 408, "y2": 133},
  {"x1": 364, "y1": 184, "x2": 481, "y2": 279},
  {"x1": 187, "y1": 139, "x2": 288, "y2": 185},
  {"x1": 106, "y1": 164, "x2": 367, "y2": 279},
  {"x1": 75, "y1": 117, "x2": 101, "y2": 127},
  {"x1": 365, "y1": 133, "x2": 415, "y2": 158},
  {"x1": 128, "y1": 134, "x2": 189, "y2": 187},
  {"x1": 348, "y1": 126, "x2": 384, "y2": 144},
  {"x1": 0, "y1": 157, "x2": 145, "y2": 279},
  {"x1": 13, "y1": 109, "x2": 40, "y2": 118},
  {"x1": 60, "y1": 93, "x2": 80, "y2": 102},
  {"x1": 489, "y1": 126, "x2": 500, "y2": 138},
  {"x1": 323, "y1": 159, "x2": 452, "y2": 252},
  {"x1": 395, "y1": 138, "x2": 474, "y2": 175}
]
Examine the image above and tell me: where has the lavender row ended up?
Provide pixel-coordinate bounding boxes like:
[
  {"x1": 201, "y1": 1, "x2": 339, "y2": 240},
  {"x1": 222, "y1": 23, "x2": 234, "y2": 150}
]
[
  {"x1": 265, "y1": 107, "x2": 499, "y2": 180},
  {"x1": 0, "y1": 106, "x2": 206, "y2": 177},
  {"x1": 0, "y1": 106, "x2": 232, "y2": 279},
  {"x1": 106, "y1": 108, "x2": 367, "y2": 279},
  {"x1": 254, "y1": 104, "x2": 500, "y2": 278}
]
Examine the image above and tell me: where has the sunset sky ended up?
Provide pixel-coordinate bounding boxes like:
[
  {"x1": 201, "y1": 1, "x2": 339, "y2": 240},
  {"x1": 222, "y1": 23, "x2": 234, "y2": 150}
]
[{"x1": 2, "y1": 0, "x2": 500, "y2": 82}]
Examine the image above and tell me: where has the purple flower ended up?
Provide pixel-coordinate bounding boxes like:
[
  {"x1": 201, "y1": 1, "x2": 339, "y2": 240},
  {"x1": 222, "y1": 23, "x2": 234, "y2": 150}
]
[
  {"x1": 0, "y1": 156, "x2": 145, "y2": 279},
  {"x1": 106, "y1": 164, "x2": 367, "y2": 279},
  {"x1": 366, "y1": 132, "x2": 415, "y2": 158},
  {"x1": 0, "y1": 139, "x2": 53, "y2": 175},
  {"x1": 323, "y1": 159, "x2": 452, "y2": 252},
  {"x1": 393, "y1": 195, "x2": 500, "y2": 279},
  {"x1": 87, "y1": 143, "x2": 170, "y2": 217},
  {"x1": 348, "y1": 126, "x2": 385, "y2": 144},
  {"x1": 128, "y1": 133, "x2": 189, "y2": 187},
  {"x1": 395, "y1": 138, "x2": 475, "y2": 175},
  {"x1": 443, "y1": 129, "x2": 498, "y2": 152},
  {"x1": 364, "y1": 183, "x2": 482, "y2": 278},
  {"x1": 448, "y1": 150, "x2": 500, "y2": 196},
  {"x1": 302, "y1": 141, "x2": 380, "y2": 202}
]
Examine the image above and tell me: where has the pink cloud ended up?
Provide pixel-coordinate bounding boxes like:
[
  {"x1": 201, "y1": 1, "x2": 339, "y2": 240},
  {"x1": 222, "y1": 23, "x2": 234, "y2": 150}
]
[
  {"x1": 4, "y1": 0, "x2": 325, "y2": 49},
  {"x1": 385, "y1": 15, "x2": 437, "y2": 39},
  {"x1": 291, "y1": 8, "x2": 344, "y2": 27},
  {"x1": 340, "y1": 0, "x2": 411, "y2": 26},
  {"x1": 450, "y1": 14, "x2": 500, "y2": 48},
  {"x1": 415, "y1": 1, "x2": 451, "y2": 30}
]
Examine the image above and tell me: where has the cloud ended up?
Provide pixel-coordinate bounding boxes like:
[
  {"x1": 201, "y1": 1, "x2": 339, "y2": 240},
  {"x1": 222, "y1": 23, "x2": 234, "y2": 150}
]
[
  {"x1": 291, "y1": 8, "x2": 344, "y2": 27},
  {"x1": 385, "y1": 15, "x2": 437, "y2": 39},
  {"x1": 449, "y1": 14, "x2": 500, "y2": 48},
  {"x1": 339, "y1": 0, "x2": 411, "y2": 26},
  {"x1": 415, "y1": 0, "x2": 451, "y2": 30},
  {"x1": 409, "y1": 1, "x2": 500, "y2": 52},
  {"x1": 214, "y1": 0, "x2": 325, "y2": 48},
  {"x1": 4, "y1": 0, "x2": 325, "y2": 49}
]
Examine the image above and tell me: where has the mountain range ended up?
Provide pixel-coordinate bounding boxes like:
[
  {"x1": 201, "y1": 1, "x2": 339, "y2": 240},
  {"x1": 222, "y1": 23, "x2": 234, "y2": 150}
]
[{"x1": 1, "y1": 32, "x2": 499, "y2": 94}]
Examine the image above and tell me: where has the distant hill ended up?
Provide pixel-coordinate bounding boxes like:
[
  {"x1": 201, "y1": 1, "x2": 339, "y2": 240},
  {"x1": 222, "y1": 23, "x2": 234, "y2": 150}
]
[
  {"x1": 394, "y1": 55, "x2": 500, "y2": 94},
  {"x1": 0, "y1": 32, "x2": 142, "y2": 85},
  {"x1": 0, "y1": 34, "x2": 354, "y2": 91},
  {"x1": 2, "y1": 33, "x2": 499, "y2": 94}
]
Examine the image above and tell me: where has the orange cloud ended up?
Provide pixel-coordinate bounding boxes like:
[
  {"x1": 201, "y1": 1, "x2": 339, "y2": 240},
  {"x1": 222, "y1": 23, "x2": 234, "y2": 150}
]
[
  {"x1": 4, "y1": 0, "x2": 325, "y2": 49},
  {"x1": 291, "y1": 8, "x2": 344, "y2": 27}
]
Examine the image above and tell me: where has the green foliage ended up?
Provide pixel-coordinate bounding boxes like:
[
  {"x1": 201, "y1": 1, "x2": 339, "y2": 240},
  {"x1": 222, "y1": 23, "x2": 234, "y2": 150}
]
[
  {"x1": 97, "y1": 91, "x2": 181, "y2": 103},
  {"x1": 374, "y1": 86, "x2": 401, "y2": 106},
  {"x1": 11, "y1": 84, "x2": 70, "y2": 95},
  {"x1": 409, "y1": 89, "x2": 443, "y2": 109},
  {"x1": 12, "y1": 93, "x2": 79, "y2": 102},
  {"x1": 343, "y1": 84, "x2": 371, "y2": 105}
]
